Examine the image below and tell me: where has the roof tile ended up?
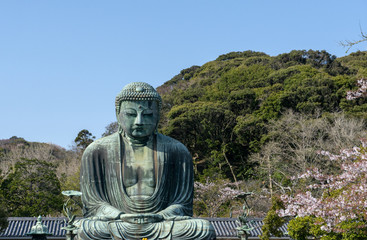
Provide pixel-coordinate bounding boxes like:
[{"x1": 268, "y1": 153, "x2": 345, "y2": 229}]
[{"x1": 1, "y1": 217, "x2": 290, "y2": 239}]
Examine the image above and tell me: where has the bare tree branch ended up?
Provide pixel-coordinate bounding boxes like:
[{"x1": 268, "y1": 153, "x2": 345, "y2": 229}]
[{"x1": 340, "y1": 25, "x2": 367, "y2": 53}]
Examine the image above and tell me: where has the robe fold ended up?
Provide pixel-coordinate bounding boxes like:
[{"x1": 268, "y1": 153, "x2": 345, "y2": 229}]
[{"x1": 77, "y1": 132, "x2": 216, "y2": 240}]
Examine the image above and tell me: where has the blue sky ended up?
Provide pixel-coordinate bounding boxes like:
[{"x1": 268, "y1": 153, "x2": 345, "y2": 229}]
[{"x1": 1, "y1": 0, "x2": 366, "y2": 149}]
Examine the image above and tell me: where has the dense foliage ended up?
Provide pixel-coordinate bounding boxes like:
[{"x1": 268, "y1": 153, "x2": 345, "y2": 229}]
[
  {"x1": 0, "y1": 158, "x2": 63, "y2": 216},
  {"x1": 0, "y1": 137, "x2": 81, "y2": 217},
  {"x1": 157, "y1": 50, "x2": 367, "y2": 183},
  {"x1": 0, "y1": 172, "x2": 8, "y2": 232},
  {"x1": 260, "y1": 196, "x2": 286, "y2": 240}
]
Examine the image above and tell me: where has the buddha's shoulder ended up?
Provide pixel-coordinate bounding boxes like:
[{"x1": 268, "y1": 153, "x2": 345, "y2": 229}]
[
  {"x1": 157, "y1": 133, "x2": 189, "y2": 152},
  {"x1": 84, "y1": 132, "x2": 119, "y2": 152},
  {"x1": 157, "y1": 133, "x2": 182, "y2": 145}
]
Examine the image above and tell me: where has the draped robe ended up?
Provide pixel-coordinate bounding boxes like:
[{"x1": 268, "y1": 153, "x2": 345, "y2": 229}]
[{"x1": 76, "y1": 132, "x2": 216, "y2": 240}]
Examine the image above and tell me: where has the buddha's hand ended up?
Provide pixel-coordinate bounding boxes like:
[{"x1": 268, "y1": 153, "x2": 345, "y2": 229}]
[
  {"x1": 120, "y1": 213, "x2": 164, "y2": 224},
  {"x1": 164, "y1": 216, "x2": 192, "y2": 221},
  {"x1": 90, "y1": 216, "x2": 117, "y2": 221}
]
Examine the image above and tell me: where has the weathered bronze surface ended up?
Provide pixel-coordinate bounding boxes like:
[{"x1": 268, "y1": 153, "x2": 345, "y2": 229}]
[
  {"x1": 76, "y1": 82, "x2": 216, "y2": 240},
  {"x1": 26, "y1": 216, "x2": 52, "y2": 240}
]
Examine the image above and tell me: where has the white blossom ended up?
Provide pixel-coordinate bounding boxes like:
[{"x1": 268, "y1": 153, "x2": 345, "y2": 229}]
[
  {"x1": 279, "y1": 139, "x2": 367, "y2": 232},
  {"x1": 346, "y1": 78, "x2": 367, "y2": 100}
]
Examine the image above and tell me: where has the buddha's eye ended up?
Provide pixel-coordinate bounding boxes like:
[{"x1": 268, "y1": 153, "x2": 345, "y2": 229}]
[
  {"x1": 124, "y1": 111, "x2": 137, "y2": 117},
  {"x1": 143, "y1": 110, "x2": 153, "y2": 116}
]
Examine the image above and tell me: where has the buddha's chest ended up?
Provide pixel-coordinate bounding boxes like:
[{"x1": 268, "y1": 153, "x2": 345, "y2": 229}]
[{"x1": 122, "y1": 145, "x2": 156, "y2": 198}]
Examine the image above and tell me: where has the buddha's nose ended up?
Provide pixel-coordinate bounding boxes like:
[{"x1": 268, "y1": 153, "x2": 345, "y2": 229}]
[{"x1": 135, "y1": 113, "x2": 143, "y2": 125}]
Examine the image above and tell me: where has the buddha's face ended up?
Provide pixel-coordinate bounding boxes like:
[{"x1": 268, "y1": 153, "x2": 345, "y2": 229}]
[{"x1": 118, "y1": 100, "x2": 159, "y2": 139}]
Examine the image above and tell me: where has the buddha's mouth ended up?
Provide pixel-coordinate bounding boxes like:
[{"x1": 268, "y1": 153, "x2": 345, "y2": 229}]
[{"x1": 131, "y1": 129, "x2": 145, "y2": 134}]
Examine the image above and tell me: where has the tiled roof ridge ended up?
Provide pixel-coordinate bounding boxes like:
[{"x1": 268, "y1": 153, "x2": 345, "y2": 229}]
[
  {"x1": 1, "y1": 217, "x2": 290, "y2": 239},
  {"x1": 6, "y1": 217, "x2": 67, "y2": 220},
  {"x1": 201, "y1": 217, "x2": 265, "y2": 221}
]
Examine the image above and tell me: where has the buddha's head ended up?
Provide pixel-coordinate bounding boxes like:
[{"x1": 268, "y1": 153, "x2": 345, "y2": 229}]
[{"x1": 115, "y1": 82, "x2": 162, "y2": 141}]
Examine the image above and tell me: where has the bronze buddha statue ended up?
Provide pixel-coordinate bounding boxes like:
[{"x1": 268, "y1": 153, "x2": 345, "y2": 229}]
[{"x1": 77, "y1": 82, "x2": 216, "y2": 240}]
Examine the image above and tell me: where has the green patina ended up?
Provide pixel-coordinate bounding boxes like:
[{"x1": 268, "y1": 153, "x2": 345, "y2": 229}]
[{"x1": 76, "y1": 82, "x2": 216, "y2": 240}]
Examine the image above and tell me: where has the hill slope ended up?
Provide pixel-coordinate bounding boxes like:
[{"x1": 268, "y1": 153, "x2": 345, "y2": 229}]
[{"x1": 157, "y1": 50, "x2": 367, "y2": 181}]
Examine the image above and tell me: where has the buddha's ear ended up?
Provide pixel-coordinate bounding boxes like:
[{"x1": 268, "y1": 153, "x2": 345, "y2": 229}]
[
  {"x1": 155, "y1": 101, "x2": 160, "y2": 133},
  {"x1": 115, "y1": 103, "x2": 121, "y2": 121},
  {"x1": 115, "y1": 105, "x2": 124, "y2": 134},
  {"x1": 157, "y1": 113, "x2": 161, "y2": 132},
  {"x1": 118, "y1": 125, "x2": 124, "y2": 135},
  {"x1": 155, "y1": 118, "x2": 159, "y2": 134},
  {"x1": 116, "y1": 115, "x2": 126, "y2": 135}
]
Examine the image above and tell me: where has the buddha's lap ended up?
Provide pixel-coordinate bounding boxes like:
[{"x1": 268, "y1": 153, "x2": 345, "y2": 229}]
[{"x1": 77, "y1": 218, "x2": 214, "y2": 239}]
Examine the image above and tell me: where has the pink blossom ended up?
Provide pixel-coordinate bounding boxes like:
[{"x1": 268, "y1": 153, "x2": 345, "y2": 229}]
[
  {"x1": 279, "y1": 139, "x2": 367, "y2": 232},
  {"x1": 194, "y1": 178, "x2": 247, "y2": 217},
  {"x1": 346, "y1": 78, "x2": 367, "y2": 100}
]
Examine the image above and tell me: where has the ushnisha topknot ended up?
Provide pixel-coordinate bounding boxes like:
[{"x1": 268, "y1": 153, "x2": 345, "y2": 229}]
[{"x1": 115, "y1": 82, "x2": 162, "y2": 114}]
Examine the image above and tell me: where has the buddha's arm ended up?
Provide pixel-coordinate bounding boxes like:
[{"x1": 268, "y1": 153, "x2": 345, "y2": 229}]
[
  {"x1": 157, "y1": 205, "x2": 193, "y2": 222},
  {"x1": 81, "y1": 180, "x2": 124, "y2": 220},
  {"x1": 120, "y1": 213, "x2": 164, "y2": 223},
  {"x1": 157, "y1": 142, "x2": 194, "y2": 219},
  {"x1": 80, "y1": 143, "x2": 124, "y2": 220},
  {"x1": 92, "y1": 203, "x2": 123, "y2": 220},
  {"x1": 158, "y1": 204, "x2": 188, "y2": 218}
]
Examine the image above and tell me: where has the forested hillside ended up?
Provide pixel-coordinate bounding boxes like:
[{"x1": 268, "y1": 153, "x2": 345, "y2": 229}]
[
  {"x1": 157, "y1": 50, "x2": 367, "y2": 217},
  {"x1": 157, "y1": 50, "x2": 367, "y2": 180},
  {"x1": 0, "y1": 50, "x2": 366, "y2": 222},
  {"x1": 0, "y1": 136, "x2": 81, "y2": 219}
]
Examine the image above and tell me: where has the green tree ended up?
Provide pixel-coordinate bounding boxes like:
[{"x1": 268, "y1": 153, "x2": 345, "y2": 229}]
[
  {"x1": 0, "y1": 209, "x2": 7, "y2": 233},
  {"x1": 260, "y1": 196, "x2": 286, "y2": 240},
  {"x1": 287, "y1": 216, "x2": 326, "y2": 240},
  {"x1": 60, "y1": 167, "x2": 80, "y2": 192},
  {"x1": 0, "y1": 172, "x2": 8, "y2": 232},
  {"x1": 74, "y1": 129, "x2": 95, "y2": 150},
  {"x1": 163, "y1": 101, "x2": 243, "y2": 183},
  {"x1": 0, "y1": 158, "x2": 63, "y2": 217},
  {"x1": 157, "y1": 49, "x2": 367, "y2": 183}
]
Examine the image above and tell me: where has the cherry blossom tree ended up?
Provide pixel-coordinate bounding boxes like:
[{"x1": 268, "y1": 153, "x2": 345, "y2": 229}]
[
  {"x1": 346, "y1": 78, "x2": 367, "y2": 100},
  {"x1": 278, "y1": 139, "x2": 367, "y2": 238},
  {"x1": 272, "y1": 78, "x2": 367, "y2": 239},
  {"x1": 194, "y1": 179, "x2": 247, "y2": 217}
]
